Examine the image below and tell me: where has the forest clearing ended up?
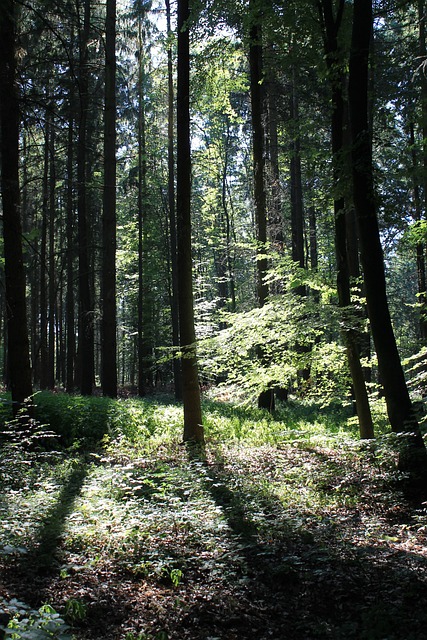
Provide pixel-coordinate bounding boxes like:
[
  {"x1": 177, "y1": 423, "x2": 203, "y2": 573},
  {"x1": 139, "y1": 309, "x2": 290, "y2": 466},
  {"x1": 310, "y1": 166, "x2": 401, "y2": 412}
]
[{"x1": 1, "y1": 392, "x2": 427, "y2": 640}]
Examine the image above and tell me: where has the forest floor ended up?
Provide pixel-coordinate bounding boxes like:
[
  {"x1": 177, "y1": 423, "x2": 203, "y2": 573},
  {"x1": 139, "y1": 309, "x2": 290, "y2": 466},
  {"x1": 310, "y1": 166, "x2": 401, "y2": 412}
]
[{"x1": 0, "y1": 394, "x2": 427, "y2": 640}]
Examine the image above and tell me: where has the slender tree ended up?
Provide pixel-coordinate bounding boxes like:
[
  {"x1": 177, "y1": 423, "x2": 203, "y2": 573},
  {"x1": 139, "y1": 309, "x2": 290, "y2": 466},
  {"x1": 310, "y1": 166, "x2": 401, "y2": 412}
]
[
  {"x1": 176, "y1": 0, "x2": 204, "y2": 443},
  {"x1": 318, "y1": 0, "x2": 374, "y2": 439},
  {"x1": 416, "y1": 0, "x2": 427, "y2": 341},
  {"x1": 77, "y1": 0, "x2": 94, "y2": 395},
  {"x1": 349, "y1": 0, "x2": 427, "y2": 475},
  {"x1": 166, "y1": 0, "x2": 182, "y2": 400},
  {"x1": 66, "y1": 87, "x2": 76, "y2": 393},
  {"x1": 249, "y1": 0, "x2": 275, "y2": 411},
  {"x1": 101, "y1": 0, "x2": 118, "y2": 397},
  {"x1": 0, "y1": 0, "x2": 33, "y2": 413}
]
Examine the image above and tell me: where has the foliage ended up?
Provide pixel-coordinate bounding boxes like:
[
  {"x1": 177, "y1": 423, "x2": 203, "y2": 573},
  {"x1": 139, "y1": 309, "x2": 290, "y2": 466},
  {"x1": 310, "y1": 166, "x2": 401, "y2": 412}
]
[
  {"x1": 0, "y1": 404, "x2": 64, "y2": 490},
  {"x1": 0, "y1": 599, "x2": 72, "y2": 640},
  {"x1": 198, "y1": 284, "x2": 351, "y2": 404}
]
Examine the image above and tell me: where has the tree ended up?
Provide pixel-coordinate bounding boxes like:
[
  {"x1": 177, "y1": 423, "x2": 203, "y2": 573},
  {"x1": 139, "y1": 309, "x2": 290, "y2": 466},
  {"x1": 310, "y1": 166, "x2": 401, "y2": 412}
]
[
  {"x1": 176, "y1": 0, "x2": 204, "y2": 443},
  {"x1": 349, "y1": 0, "x2": 427, "y2": 474},
  {"x1": 318, "y1": 0, "x2": 374, "y2": 439},
  {"x1": 77, "y1": 0, "x2": 95, "y2": 395},
  {"x1": 249, "y1": 0, "x2": 275, "y2": 411},
  {"x1": 101, "y1": 0, "x2": 118, "y2": 398},
  {"x1": 0, "y1": 0, "x2": 33, "y2": 414},
  {"x1": 166, "y1": 0, "x2": 182, "y2": 400}
]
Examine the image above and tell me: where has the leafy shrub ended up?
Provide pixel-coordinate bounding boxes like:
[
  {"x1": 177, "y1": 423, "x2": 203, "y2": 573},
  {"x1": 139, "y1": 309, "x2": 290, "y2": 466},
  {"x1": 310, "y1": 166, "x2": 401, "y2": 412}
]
[
  {"x1": 0, "y1": 408, "x2": 63, "y2": 491},
  {"x1": 0, "y1": 599, "x2": 72, "y2": 640},
  {"x1": 32, "y1": 393, "x2": 116, "y2": 447}
]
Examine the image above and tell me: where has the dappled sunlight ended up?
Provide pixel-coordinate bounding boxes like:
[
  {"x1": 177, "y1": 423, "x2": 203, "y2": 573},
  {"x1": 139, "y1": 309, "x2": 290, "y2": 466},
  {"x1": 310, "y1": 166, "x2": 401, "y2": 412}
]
[{"x1": 1, "y1": 394, "x2": 427, "y2": 638}]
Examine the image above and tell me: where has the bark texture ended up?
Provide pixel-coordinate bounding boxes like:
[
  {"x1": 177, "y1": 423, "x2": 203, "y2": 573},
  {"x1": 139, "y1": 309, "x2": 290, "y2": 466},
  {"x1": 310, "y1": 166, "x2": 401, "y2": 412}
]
[
  {"x1": 0, "y1": 0, "x2": 33, "y2": 413},
  {"x1": 349, "y1": 0, "x2": 427, "y2": 476},
  {"x1": 101, "y1": 0, "x2": 117, "y2": 398},
  {"x1": 176, "y1": 0, "x2": 204, "y2": 443}
]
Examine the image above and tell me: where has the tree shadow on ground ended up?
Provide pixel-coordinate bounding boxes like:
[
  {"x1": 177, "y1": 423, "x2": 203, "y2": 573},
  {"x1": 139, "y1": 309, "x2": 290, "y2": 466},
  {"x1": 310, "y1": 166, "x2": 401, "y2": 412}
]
[
  {"x1": 181, "y1": 449, "x2": 427, "y2": 640},
  {"x1": 2, "y1": 440, "x2": 427, "y2": 640},
  {"x1": 3, "y1": 459, "x2": 88, "y2": 584}
]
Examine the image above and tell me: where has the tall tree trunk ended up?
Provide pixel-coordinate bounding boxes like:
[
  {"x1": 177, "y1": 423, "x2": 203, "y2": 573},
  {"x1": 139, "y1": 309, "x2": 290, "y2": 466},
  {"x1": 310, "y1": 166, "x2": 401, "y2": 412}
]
[
  {"x1": 77, "y1": 0, "x2": 94, "y2": 395},
  {"x1": 39, "y1": 120, "x2": 49, "y2": 389},
  {"x1": 166, "y1": 0, "x2": 182, "y2": 400},
  {"x1": 137, "y1": 17, "x2": 150, "y2": 397},
  {"x1": 408, "y1": 117, "x2": 427, "y2": 342},
  {"x1": 221, "y1": 123, "x2": 236, "y2": 311},
  {"x1": 266, "y1": 81, "x2": 283, "y2": 249},
  {"x1": 289, "y1": 64, "x2": 312, "y2": 384},
  {"x1": 419, "y1": 0, "x2": 427, "y2": 227},
  {"x1": 66, "y1": 96, "x2": 76, "y2": 393},
  {"x1": 249, "y1": 2, "x2": 274, "y2": 412},
  {"x1": 308, "y1": 206, "x2": 318, "y2": 271},
  {"x1": 290, "y1": 68, "x2": 305, "y2": 284},
  {"x1": 101, "y1": 0, "x2": 117, "y2": 398},
  {"x1": 0, "y1": 0, "x2": 33, "y2": 413},
  {"x1": 48, "y1": 118, "x2": 56, "y2": 389},
  {"x1": 319, "y1": 0, "x2": 374, "y2": 439},
  {"x1": 349, "y1": 0, "x2": 427, "y2": 476},
  {"x1": 176, "y1": 0, "x2": 204, "y2": 443}
]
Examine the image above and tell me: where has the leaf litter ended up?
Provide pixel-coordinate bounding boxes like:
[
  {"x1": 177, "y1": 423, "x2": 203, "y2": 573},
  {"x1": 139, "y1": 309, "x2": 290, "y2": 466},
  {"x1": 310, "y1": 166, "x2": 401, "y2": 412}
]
[{"x1": 1, "y1": 427, "x2": 427, "y2": 639}]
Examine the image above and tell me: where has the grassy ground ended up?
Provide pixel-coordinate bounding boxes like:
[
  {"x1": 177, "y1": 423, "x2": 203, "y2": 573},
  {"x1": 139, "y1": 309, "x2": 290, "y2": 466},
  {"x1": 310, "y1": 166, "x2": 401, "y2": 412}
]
[{"x1": 0, "y1": 393, "x2": 426, "y2": 639}]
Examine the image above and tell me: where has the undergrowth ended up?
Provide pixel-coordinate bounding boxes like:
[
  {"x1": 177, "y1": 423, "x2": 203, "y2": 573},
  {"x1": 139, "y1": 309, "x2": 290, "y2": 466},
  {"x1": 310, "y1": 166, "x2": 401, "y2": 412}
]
[{"x1": 0, "y1": 392, "x2": 426, "y2": 639}]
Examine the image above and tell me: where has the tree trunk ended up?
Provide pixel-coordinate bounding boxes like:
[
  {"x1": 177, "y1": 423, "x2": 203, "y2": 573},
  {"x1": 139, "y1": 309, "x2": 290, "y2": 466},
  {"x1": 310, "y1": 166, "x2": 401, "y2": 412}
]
[
  {"x1": 308, "y1": 206, "x2": 318, "y2": 271},
  {"x1": 165, "y1": 0, "x2": 182, "y2": 400},
  {"x1": 176, "y1": 0, "x2": 204, "y2": 443},
  {"x1": 408, "y1": 118, "x2": 427, "y2": 342},
  {"x1": 77, "y1": 0, "x2": 94, "y2": 395},
  {"x1": 39, "y1": 119, "x2": 49, "y2": 389},
  {"x1": 220, "y1": 124, "x2": 237, "y2": 312},
  {"x1": 319, "y1": 0, "x2": 374, "y2": 439},
  {"x1": 249, "y1": 3, "x2": 275, "y2": 412},
  {"x1": 66, "y1": 93, "x2": 76, "y2": 393},
  {"x1": 48, "y1": 118, "x2": 56, "y2": 389},
  {"x1": 137, "y1": 16, "x2": 152, "y2": 397},
  {"x1": 101, "y1": 0, "x2": 117, "y2": 398},
  {"x1": 266, "y1": 80, "x2": 284, "y2": 249},
  {"x1": 0, "y1": 0, "x2": 33, "y2": 414},
  {"x1": 349, "y1": 0, "x2": 427, "y2": 475},
  {"x1": 290, "y1": 68, "x2": 305, "y2": 283}
]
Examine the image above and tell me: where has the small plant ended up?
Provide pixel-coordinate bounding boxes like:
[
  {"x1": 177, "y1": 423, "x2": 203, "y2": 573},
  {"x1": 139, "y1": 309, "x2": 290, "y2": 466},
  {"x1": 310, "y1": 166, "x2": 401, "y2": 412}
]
[
  {"x1": 168, "y1": 568, "x2": 183, "y2": 588},
  {"x1": 0, "y1": 598, "x2": 73, "y2": 639},
  {"x1": 64, "y1": 599, "x2": 87, "y2": 625}
]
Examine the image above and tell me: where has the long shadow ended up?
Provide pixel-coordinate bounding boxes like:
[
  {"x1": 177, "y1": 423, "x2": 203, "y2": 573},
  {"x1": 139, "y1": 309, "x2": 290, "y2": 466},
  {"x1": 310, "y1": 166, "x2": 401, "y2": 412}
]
[
  {"x1": 184, "y1": 447, "x2": 427, "y2": 640},
  {"x1": 10, "y1": 459, "x2": 89, "y2": 580},
  {"x1": 31, "y1": 461, "x2": 88, "y2": 571}
]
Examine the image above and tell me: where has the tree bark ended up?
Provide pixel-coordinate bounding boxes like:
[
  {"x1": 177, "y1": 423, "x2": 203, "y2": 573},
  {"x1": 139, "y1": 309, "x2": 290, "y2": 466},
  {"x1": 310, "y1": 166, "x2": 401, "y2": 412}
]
[
  {"x1": 176, "y1": 0, "x2": 204, "y2": 443},
  {"x1": 349, "y1": 0, "x2": 427, "y2": 474},
  {"x1": 290, "y1": 68, "x2": 305, "y2": 283},
  {"x1": 66, "y1": 91, "x2": 76, "y2": 393},
  {"x1": 77, "y1": 0, "x2": 94, "y2": 395},
  {"x1": 319, "y1": 0, "x2": 374, "y2": 439},
  {"x1": 48, "y1": 118, "x2": 56, "y2": 389},
  {"x1": 0, "y1": 0, "x2": 33, "y2": 413},
  {"x1": 166, "y1": 0, "x2": 182, "y2": 400},
  {"x1": 137, "y1": 16, "x2": 152, "y2": 397},
  {"x1": 39, "y1": 118, "x2": 49, "y2": 389},
  {"x1": 249, "y1": 3, "x2": 275, "y2": 412},
  {"x1": 101, "y1": 0, "x2": 117, "y2": 398}
]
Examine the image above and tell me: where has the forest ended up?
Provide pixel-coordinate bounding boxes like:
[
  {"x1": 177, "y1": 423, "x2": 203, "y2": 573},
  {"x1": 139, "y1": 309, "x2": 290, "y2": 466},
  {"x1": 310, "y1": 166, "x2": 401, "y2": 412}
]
[{"x1": 1, "y1": 0, "x2": 427, "y2": 638}]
